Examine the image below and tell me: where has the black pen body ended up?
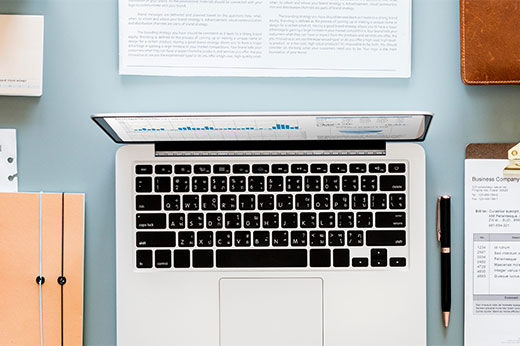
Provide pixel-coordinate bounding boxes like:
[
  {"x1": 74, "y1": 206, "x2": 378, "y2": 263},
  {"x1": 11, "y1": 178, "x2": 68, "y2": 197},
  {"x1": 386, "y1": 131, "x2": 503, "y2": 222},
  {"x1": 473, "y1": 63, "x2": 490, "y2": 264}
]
[{"x1": 441, "y1": 252, "x2": 451, "y2": 312}]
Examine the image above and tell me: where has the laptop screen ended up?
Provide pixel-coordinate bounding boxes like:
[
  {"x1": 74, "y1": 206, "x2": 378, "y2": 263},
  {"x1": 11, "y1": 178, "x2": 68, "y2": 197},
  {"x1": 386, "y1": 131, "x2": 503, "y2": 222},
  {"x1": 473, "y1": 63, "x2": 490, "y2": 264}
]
[{"x1": 93, "y1": 112, "x2": 432, "y2": 143}]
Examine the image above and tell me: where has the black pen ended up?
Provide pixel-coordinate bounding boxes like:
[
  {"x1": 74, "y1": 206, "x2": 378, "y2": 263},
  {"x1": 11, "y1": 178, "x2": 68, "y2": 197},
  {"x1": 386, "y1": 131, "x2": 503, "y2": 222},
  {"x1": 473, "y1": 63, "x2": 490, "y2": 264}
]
[{"x1": 437, "y1": 195, "x2": 451, "y2": 328}]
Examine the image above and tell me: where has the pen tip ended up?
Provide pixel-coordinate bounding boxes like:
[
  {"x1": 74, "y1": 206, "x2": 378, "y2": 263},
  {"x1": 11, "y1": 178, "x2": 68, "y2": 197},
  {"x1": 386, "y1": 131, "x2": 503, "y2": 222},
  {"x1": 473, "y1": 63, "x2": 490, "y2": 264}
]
[{"x1": 443, "y1": 312, "x2": 450, "y2": 328}]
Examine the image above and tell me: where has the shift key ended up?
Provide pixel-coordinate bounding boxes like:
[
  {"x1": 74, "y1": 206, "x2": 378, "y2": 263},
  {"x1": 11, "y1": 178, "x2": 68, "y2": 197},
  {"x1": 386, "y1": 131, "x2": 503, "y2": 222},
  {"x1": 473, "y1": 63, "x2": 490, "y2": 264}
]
[
  {"x1": 366, "y1": 230, "x2": 406, "y2": 246},
  {"x1": 136, "y1": 213, "x2": 166, "y2": 229}
]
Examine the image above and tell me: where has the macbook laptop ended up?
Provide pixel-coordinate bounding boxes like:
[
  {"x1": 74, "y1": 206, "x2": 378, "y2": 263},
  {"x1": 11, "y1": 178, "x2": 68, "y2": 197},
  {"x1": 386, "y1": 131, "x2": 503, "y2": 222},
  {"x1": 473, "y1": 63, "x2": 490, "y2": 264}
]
[{"x1": 92, "y1": 111, "x2": 432, "y2": 346}]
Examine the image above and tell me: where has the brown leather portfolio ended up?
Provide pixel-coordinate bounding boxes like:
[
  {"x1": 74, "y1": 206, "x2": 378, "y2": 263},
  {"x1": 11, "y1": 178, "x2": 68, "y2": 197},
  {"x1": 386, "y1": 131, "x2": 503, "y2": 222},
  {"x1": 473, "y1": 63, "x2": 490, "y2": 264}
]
[{"x1": 460, "y1": 0, "x2": 520, "y2": 84}]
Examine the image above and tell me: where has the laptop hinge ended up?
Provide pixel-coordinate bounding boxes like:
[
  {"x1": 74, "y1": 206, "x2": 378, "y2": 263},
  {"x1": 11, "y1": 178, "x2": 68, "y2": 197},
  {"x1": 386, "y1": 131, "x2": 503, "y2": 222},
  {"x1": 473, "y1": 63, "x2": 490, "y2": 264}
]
[{"x1": 154, "y1": 140, "x2": 386, "y2": 157}]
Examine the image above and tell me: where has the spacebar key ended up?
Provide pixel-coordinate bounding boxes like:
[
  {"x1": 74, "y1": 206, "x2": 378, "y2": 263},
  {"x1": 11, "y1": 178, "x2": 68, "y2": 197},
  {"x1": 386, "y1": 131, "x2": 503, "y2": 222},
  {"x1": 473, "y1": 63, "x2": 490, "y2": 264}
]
[{"x1": 216, "y1": 249, "x2": 307, "y2": 268}]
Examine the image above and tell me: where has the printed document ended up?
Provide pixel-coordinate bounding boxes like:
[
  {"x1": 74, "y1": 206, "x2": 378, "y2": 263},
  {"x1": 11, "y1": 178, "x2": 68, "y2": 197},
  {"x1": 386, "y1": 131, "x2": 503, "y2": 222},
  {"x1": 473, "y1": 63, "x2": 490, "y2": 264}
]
[
  {"x1": 119, "y1": 0, "x2": 411, "y2": 77},
  {"x1": 465, "y1": 159, "x2": 520, "y2": 346}
]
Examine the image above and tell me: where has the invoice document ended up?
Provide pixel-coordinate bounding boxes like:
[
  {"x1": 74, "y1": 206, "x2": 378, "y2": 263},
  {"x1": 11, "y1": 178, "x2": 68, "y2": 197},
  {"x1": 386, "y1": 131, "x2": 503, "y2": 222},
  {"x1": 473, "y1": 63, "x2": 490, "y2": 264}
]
[
  {"x1": 119, "y1": 0, "x2": 411, "y2": 77},
  {"x1": 465, "y1": 159, "x2": 520, "y2": 346}
]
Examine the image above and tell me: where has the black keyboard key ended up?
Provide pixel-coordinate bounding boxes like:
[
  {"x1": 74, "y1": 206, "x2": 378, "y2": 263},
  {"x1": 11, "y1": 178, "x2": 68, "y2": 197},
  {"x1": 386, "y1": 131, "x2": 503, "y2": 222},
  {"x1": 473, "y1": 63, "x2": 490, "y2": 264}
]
[
  {"x1": 323, "y1": 176, "x2": 340, "y2": 191},
  {"x1": 216, "y1": 249, "x2": 307, "y2": 268},
  {"x1": 286, "y1": 176, "x2": 302, "y2": 191},
  {"x1": 155, "y1": 250, "x2": 172, "y2": 268},
  {"x1": 182, "y1": 195, "x2": 199, "y2": 210},
  {"x1": 225, "y1": 213, "x2": 241, "y2": 228},
  {"x1": 178, "y1": 231, "x2": 195, "y2": 247},
  {"x1": 352, "y1": 194, "x2": 368, "y2": 209},
  {"x1": 175, "y1": 165, "x2": 191, "y2": 174},
  {"x1": 389, "y1": 194, "x2": 406, "y2": 209},
  {"x1": 352, "y1": 257, "x2": 369, "y2": 267},
  {"x1": 350, "y1": 163, "x2": 366, "y2": 173},
  {"x1": 281, "y1": 212, "x2": 298, "y2": 228},
  {"x1": 300, "y1": 212, "x2": 317, "y2": 228},
  {"x1": 318, "y1": 212, "x2": 335, "y2": 228},
  {"x1": 233, "y1": 164, "x2": 250, "y2": 174},
  {"x1": 136, "y1": 232, "x2": 176, "y2": 247},
  {"x1": 136, "y1": 213, "x2": 166, "y2": 229},
  {"x1": 188, "y1": 213, "x2": 204, "y2": 229},
  {"x1": 192, "y1": 176, "x2": 209, "y2": 192},
  {"x1": 276, "y1": 194, "x2": 293, "y2": 210},
  {"x1": 356, "y1": 212, "x2": 373, "y2": 228},
  {"x1": 244, "y1": 213, "x2": 261, "y2": 228},
  {"x1": 330, "y1": 163, "x2": 347, "y2": 173},
  {"x1": 314, "y1": 194, "x2": 330, "y2": 210},
  {"x1": 258, "y1": 194, "x2": 275, "y2": 210},
  {"x1": 376, "y1": 212, "x2": 406, "y2": 228},
  {"x1": 390, "y1": 257, "x2": 407, "y2": 267},
  {"x1": 388, "y1": 163, "x2": 406, "y2": 173},
  {"x1": 214, "y1": 164, "x2": 231, "y2": 174},
  {"x1": 252, "y1": 164, "x2": 269, "y2": 174},
  {"x1": 333, "y1": 194, "x2": 349, "y2": 209},
  {"x1": 328, "y1": 230, "x2": 345, "y2": 246},
  {"x1": 230, "y1": 176, "x2": 247, "y2": 192},
  {"x1": 136, "y1": 165, "x2": 152, "y2": 174},
  {"x1": 211, "y1": 176, "x2": 227, "y2": 192},
  {"x1": 239, "y1": 195, "x2": 255, "y2": 210},
  {"x1": 267, "y1": 176, "x2": 284, "y2": 192},
  {"x1": 371, "y1": 248, "x2": 387, "y2": 267},
  {"x1": 197, "y1": 231, "x2": 213, "y2": 247},
  {"x1": 201, "y1": 195, "x2": 218, "y2": 210},
  {"x1": 290, "y1": 231, "x2": 307, "y2": 246},
  {"x1": 235, "y1": 231, "x2": 251, "y2": 247},
  {"x1": 262, "y1": 212, "x2": 279, "y2": 228},
  {"x1": 136, "y1": 250, "x2": 152, "y2": 268},
  {"x1": 155, "y1": 165, "x2": 172, "y2": 174},
  {"x1": 220, "y1": 195, "x2": 237, "y2": 210},
  {"x1": 136, "y1": 195, "x2": 161, "y2": 211},
  {"x1": 164, "y1": 195, "x2": 181, "y2": 210},
  {"x1": 174, "y1": 250, "x2": 190, "y2": 268},
  {"x1": 347, "y1": 230, "x2": 363, "y2": 246},
  {"x1": 291, "y1": 164, "x2": 308, "y2": 173},
  {"x1": 206, "y1": 213, "x2": 223, "y2": 229},
  {"x1": 310, "y1": 231, "x2": 326, "y2": 246},
  {"x1": 305, "y1": 176, "x2": 321, "y2": 191},
  {"x1": 370, "y1": 194, "x2": 387, "y2": 210},
  {"x1": 272, "y1": 164, "x2": 289, "y2": 173},
  {"x1": 310, "y1": 249, "x2": 330, "y2": 267},
  {"x1": 360, "y1": 175, "x2": 377, "y2": 191},
  {"x1": 216, "y1": 231, "x2": 232, "y2": 247},
  {"x1": 380, "y1": 175, "x2": 406, "y2": 191},
  {"x1": 248, "y1": 176, "x2": 265, "y2": 192},
  {"x1": 136, "y1": 177, "x2": 152, "y2": 193},
  {"x1": 193, "y1": 250, "x2": 213, "y2": 268},
  {"x1": 253, "y1": 231, "x2": 270, "y2": 246},
  {"x1": 169, "y1": 213, "x2": 185, "y2": 229},
  {"x1": 338, "y1": 212, "x2": 354, "y2": 228},
  {"x1": 342, "y1": 176, "x2": 359, "y2": 191},
  {"x1": 173, "y1": 177, "x2": 189, "y2": 192},
  {"x1": 333, "y1": 249, "x2": 350, "y2": 267},
  {"x1": 369, "y1": 163, "x2": 386, "y2": 173},
  {"x1": 272, "y1": 231, "x2": 289, "y2": 247},
  {"x1": 194, "y1": 164, "x2": 211, "y2": 174},
  {"x1": 295, "y1": 194, "x2": 312, "y2": 210},
  {"x1": 155, "y1": 177, "x2": 171, "y2": 193},
  {"x1": 366, "y1": 230, "x2": 406, "y2": 246},
  {"x1": 311, "y1": 164, "x2": 327, "y2": 173}
]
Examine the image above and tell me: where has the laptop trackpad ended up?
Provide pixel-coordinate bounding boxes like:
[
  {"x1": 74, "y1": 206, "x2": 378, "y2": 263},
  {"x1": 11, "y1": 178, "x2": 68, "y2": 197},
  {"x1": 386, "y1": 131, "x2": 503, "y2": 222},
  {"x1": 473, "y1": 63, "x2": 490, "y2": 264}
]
[{"x1": 219, "y1": 278, "x2": 323, "y2": 346}]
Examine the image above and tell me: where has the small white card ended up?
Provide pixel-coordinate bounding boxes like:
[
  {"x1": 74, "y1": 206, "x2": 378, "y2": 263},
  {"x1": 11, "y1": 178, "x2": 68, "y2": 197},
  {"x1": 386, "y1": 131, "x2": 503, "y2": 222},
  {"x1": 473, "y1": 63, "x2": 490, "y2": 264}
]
[
  {"x1": 0, "y1": 15, "x2": 44, "y2": 96},
  {"x1": 0, "y1": 129, "x2": 18, "y2": 192}
]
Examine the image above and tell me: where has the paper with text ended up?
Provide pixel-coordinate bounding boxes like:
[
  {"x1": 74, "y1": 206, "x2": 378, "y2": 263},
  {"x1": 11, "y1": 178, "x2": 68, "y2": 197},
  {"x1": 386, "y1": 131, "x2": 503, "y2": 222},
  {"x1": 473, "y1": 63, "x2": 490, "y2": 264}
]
[
  {"x1": 465, "y1": 159, "x2": 520, "y2": 346},
  {"x1": 0, "y1": 129, "x2": 17, "y2": 192},
  {"x1": 119, "y1": 0, "x2": 411, "y2": 77}
]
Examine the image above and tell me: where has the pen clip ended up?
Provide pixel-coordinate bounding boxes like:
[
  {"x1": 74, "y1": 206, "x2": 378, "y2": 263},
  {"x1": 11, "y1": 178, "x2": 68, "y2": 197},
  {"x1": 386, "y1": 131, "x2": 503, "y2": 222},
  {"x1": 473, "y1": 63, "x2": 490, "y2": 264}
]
[{"x1": 436, "y1": 197, "x2": 441, "y2": 242}]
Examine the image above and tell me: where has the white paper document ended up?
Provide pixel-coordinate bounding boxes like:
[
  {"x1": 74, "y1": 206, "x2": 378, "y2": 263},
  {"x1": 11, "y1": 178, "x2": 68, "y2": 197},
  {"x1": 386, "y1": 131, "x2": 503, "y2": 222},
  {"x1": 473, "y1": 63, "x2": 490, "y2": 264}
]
[
  {"x1": 465, "y1": 159, "x2": 520, "y2": 346},
  {"x1": 0, "y1": 15, "x2": 44, "y2": 96},
  {"x1": 0, "y1": 129, "x2": 18, "y2": 192},
  {"x1": 119, "y1": 0, "x2": 411, "y2": 77}
]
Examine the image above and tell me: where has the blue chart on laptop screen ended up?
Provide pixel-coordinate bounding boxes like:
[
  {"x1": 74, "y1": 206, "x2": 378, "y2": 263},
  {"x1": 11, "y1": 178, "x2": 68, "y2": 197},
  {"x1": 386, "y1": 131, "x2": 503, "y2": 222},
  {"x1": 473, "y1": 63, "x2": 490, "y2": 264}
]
[{"x1": 105, "y1": 114, "x2": 425, "y2": 142}]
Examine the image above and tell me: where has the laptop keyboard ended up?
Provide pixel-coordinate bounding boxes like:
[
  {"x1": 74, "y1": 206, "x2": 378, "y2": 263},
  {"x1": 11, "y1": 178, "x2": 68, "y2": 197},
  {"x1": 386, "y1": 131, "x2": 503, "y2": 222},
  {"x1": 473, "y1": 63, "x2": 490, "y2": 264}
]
[{"x1": 133, "y1": 161, "x2": 408, "y2": 270}]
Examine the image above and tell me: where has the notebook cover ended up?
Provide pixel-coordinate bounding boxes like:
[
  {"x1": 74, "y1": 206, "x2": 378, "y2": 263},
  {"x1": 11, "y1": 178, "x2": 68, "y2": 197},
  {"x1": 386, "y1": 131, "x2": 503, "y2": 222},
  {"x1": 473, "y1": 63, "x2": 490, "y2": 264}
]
[
  {"x1": 460, "y1": 0, "x2": 520, "y2": 85},
  {"x1": 0, "y1": 193, "x2": 84, "y2": 345},
  {"x1": 465, "y1": 143, "x2": 516, "y2": 159}
]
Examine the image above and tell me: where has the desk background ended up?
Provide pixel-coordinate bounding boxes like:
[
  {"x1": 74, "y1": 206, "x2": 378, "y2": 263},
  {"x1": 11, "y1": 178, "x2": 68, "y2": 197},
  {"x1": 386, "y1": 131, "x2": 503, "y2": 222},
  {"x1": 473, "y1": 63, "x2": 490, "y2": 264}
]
[{"x1": 1, "y1": 0, "x2": 519, "y2": 345}]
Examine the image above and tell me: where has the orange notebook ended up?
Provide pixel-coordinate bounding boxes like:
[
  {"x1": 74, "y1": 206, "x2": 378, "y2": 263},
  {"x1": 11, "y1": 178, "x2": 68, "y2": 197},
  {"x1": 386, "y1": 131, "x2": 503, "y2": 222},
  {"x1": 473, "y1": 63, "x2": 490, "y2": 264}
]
[{"x1": 0, "y1": 193, "x2": 85, "y2": 346}]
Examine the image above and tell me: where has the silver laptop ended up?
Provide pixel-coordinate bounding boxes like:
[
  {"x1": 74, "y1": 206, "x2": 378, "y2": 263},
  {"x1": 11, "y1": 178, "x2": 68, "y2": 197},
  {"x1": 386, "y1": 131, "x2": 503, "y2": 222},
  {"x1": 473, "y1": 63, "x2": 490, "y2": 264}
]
[{"x1": 93, "y1": 111, "x2": 432, "y2": 346}]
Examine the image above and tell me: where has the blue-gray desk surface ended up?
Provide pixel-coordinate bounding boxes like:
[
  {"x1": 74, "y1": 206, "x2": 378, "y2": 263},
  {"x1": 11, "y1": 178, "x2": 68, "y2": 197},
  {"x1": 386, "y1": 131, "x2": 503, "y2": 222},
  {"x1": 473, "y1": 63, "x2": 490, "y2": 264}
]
[{"x1": 1, "y1": 0, "x2": 519, "y2": 345}]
